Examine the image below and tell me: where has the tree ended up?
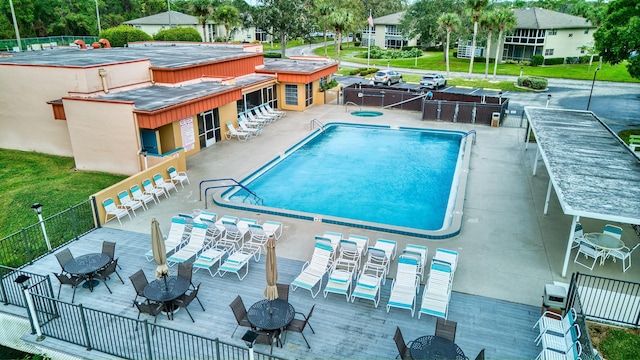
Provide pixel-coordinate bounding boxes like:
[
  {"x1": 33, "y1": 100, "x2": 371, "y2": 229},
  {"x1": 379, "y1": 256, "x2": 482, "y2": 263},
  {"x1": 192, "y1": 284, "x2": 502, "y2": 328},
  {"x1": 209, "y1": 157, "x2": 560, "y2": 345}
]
[
  {"x1": 594, "y1": 0, "x2": 640, "y2": 79},
  {"x1": 480, "y1": 10, "x2": 499, "y2": 79},
  {"x1": 212, "y1": 4, "x2": 240, "y2": 42},
  {"x1": 437, "y1": 13, "x2": 461, "y2": 77},
  {"x1": 99, "y1": 25, "x2": 152, "y2": 47},
  {"x1": 492, "y1": 8, "x2": 517, "y2": 80},
  {"x1": 252, "y1": 0, "x2": 311, "y2": 58},
  {"x1": 400, "y1": 0, "x2": 465, "y2": 48},
  {"x1": 154, "y1": 27, "x2": 203, "y2": 41},
  {"x1": 326, "y1": 0, "x2": 364, "y2": 65},
  {"x1": 190, "y1": 0, "x2": 214, "y2": 42},
  {"x1": 465, "y1": 0, "x2": 489, "y2": 76},
  {"x1": 313, "y1": 0, "x2": 333, "y2": 57}
]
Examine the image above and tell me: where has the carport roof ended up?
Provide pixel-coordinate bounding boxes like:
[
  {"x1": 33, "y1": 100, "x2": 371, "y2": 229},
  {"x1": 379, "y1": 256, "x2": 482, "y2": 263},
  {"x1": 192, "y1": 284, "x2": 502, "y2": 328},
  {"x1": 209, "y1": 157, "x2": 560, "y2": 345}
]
[{"x1": 526, "y1": 107, "x2": 640, "y2": 224}]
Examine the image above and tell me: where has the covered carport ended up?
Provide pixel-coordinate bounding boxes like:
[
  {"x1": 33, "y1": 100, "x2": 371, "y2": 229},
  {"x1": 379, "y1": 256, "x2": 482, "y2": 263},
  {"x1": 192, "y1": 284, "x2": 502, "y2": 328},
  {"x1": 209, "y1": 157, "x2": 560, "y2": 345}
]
[{"x1": 525, "y1": 107, "x2": 640, "y2": 276}]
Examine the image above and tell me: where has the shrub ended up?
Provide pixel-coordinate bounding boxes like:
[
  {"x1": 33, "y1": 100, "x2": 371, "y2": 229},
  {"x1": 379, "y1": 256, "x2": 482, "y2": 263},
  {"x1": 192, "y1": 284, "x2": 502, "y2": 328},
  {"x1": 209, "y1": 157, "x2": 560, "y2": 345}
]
[
  {"x1": 320, "y1": 79, "x2": 339, "y2": 92},
  {"x1": 544, "y1": 57, "x2": 565, "y2": 65},
  {"x1": 566, "y1": 57, "x2": 580, "y2": 64},
  {"x1": 347, "y1": 68, "x2": 360, "y2": 75},
  {"x1": 154, "y1": 27, "x2": 202, "y2": 42},
  {"x1": 354, "y1": 41, "x2": 361, "y2": 47},
  {"x1": 99, "y1": 25, "x2": 152, "y2": 47},
  {"x1": 531, "y1": 55, "x2": 544, "y2": 67},
  {"x1": 578, "y1": 56, "x2": 592, "y2": 64},
  {"x1": 517, "y1": 76, "x2": 548, "y2": 90},
  {"x1": 453, "y1": 51, "x2": 458, "y2": 58},
  {"x1": 263, "y1": 52, "x2": 281, "y2": 58},
  {"x1": 360, "y1": 68, "x2": 378, "y2": 76}
]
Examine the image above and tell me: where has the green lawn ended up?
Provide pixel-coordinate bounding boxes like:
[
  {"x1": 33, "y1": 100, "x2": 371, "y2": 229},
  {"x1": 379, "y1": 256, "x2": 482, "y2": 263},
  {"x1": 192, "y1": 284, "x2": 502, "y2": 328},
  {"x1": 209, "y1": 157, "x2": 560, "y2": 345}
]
[{"x1": 0, "y1": 149, "x2": 126, "y2": 238}]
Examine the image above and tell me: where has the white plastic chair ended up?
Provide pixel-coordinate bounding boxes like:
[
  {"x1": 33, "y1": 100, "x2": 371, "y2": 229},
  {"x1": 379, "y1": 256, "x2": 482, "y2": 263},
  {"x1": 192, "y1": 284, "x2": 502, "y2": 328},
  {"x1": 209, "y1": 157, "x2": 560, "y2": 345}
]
[
  {"x1": 350, "y1": 263, "x2": 385, "y2": 308},
  {"x1": 225, "y1": 121, "x2": 252, "y2": 141},
  {"x1": 291, "y1": 241, "x2": 333, "y2": 298},
  {"x1": 102, "y1": 197, "x2": 131, "y2": 225},
  {"x1": 419, "y1": 262, "x2": 453, "y2": 320},
  {"x1": 573, "y1": 240, "x2": 605, "y2": 270},
  {"x1": 603, "y1": 224, "x2": 623, "y2": 239},
  {"x1": 215, "y1": 250, "x2": 254, "y2": 280},
  {"x1": 167, "y1": 166, "x2": 190, "y2": 188},
  {"x1": 130, "y1": 184, "x2": 157, "y2": 209},
  {"x1": 533, "y1": 308, "x2": 577, "y2": 344},
  {"x1": 153, "y1": 173, "x2": 177, "y2": 196},
  {"x1": 571, "y1": 223, "x2": 584, "y2": 249},
  {"x1": 606, "y1": 243, "x2": 639, "y2": 272},
  {"x1": 144, "y1": 217, "x2": 189, "y2": 261},
  {"x1": 167, "y1": 222, "x2": 209, "y2": 266},
  {"x1": 193, "y1": 245, "x2": 229, "y2": 277},
  {"x1": 142, "y1": 178, "x2": 168, "y2": 201},
  {"x1": 386, "y1": 255, "x2": 420, "y2": 317},
  {"x1": 117, "y1": 190, "x2": 145, "y2": 215},
  {"x1": 323, "y1": 259, "x2": 357, "y2": 301}
]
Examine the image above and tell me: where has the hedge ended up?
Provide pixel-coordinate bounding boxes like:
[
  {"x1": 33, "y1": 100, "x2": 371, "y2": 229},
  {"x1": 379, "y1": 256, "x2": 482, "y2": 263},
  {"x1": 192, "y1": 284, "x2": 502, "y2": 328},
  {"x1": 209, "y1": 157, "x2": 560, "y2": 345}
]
[
  {"x1": 99, "y1": 25, "x2": 152, "y2": 47},
  {"x1": 544, "y1": 57, "x2": 565, "y2": 65},
  {"x1": 154, "y1": 27, "x2": 202, "y2": 42},
  {"x1": 531, "y1": 55, "x2": 544, "y2": 67},
  {"x1": 517, "y1": 76, "x2": 548, "y2": 90}
]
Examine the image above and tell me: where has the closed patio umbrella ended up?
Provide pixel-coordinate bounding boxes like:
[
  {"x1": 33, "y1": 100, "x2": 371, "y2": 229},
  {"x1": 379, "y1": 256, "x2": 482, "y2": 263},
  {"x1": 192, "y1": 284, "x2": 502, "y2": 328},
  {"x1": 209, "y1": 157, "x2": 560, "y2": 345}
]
[
  {"x1": 263, "y1": 235, "x2": 278, "y2": 301},
  {"x1": 151, "y1": 218, "x2": 169, "y2": 280}
]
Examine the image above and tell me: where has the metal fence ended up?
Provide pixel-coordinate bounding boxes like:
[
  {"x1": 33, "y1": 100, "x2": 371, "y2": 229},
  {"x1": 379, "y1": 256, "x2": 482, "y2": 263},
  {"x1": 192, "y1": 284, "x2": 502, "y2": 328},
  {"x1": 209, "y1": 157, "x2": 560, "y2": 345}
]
[
  {"x1": 0, "y1": 266, "x2": 54, "y2": 307},
  {"x1": 0, "y1": 199, "x2": 97, "y2": 268},
  {"x1": 0, "y1": 36, "x2": 99, "y2": 51},
  {"x1": 568, "y1": 272, "x2": 640, "y2": 327},
  {"x1": 565, "y1": 280, "x2": 598, "y2": 360},
  {"x1": 29, "y1": 293, "x2": 282, "y2": 360}
]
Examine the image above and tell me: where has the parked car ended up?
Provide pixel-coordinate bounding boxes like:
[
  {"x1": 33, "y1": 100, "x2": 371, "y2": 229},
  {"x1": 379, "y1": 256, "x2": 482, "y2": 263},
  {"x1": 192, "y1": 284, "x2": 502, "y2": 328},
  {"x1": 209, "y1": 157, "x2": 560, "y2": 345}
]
[
  {"x1": 373, "y1": 70, "x2": 403, "y2": 86},
  {"x1": 420, "y1": 73, "x2": 447, "y2": 89}
]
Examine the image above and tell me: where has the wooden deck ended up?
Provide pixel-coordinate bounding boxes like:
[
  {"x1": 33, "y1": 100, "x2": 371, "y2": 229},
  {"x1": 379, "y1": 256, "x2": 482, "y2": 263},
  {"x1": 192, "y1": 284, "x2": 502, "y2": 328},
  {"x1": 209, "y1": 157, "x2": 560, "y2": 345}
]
[{"x1": 13, "y1": 228, "x2": 542, "y2": 359}]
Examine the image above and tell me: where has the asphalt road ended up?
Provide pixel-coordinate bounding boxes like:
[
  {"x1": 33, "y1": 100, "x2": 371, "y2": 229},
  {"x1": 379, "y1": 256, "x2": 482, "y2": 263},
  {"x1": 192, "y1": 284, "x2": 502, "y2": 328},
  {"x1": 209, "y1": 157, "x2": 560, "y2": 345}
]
[{"x1": 288, "y1": 42, "x2": 640, "y2": 133}]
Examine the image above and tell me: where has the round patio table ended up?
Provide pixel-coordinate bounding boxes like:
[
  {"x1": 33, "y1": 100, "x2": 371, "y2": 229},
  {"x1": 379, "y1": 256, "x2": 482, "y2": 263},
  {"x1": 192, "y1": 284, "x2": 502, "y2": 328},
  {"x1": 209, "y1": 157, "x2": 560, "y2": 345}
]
[
  {"x1": 410, "y1": 335, "x2": 466, "y2": 360},
  {"x1": 63, "y1": 253, "x2": 110, "y2": 290},
  {"x1": 583, "y1": 233, "x2": 624, "y2": 251},
  {"x1": 247, "y1": 299, "x2": 295, "y2": 331},
  {"x1": 143, "y1": 276, "x2": 190, "y2": 320}
]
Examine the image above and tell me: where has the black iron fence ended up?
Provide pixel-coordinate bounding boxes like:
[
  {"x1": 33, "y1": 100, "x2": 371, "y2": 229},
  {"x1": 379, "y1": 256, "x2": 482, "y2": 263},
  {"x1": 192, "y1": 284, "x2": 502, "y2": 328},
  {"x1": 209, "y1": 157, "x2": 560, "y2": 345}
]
[
  {"x1": 29, "y1": 293, "x2": 281, "y2": 360},
  {"x1": 0, "y1": 266, "x2": 54, "y2": 307},
  {"x1": 565, "y1": 276, "x2": 598, "y2": 360},
  {"x1": 568, "y1": 272, "x2": 640, "y2": 327},
  {"x1": 0, "y1": 199, "x2": 97, "y2": 268}
]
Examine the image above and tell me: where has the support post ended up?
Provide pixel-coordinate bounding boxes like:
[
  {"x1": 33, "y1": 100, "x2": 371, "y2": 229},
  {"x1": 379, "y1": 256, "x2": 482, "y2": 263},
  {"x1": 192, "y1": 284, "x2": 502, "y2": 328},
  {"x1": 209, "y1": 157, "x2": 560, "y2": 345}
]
[{"x1": 562, "y1": 216, "x2": 580, "y2": 277}]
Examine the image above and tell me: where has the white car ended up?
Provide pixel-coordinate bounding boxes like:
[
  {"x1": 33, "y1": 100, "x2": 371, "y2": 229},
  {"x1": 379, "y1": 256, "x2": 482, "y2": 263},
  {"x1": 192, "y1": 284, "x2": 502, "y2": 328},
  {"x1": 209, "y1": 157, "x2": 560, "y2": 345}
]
[{"x1": 420, "y1": 73, "x2": 447, "y2": 89}]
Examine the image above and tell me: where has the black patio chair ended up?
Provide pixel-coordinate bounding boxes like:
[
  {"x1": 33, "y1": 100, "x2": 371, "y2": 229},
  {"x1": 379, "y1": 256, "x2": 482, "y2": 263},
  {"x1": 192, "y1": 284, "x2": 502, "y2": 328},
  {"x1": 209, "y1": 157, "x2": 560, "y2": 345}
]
[
  {"x1": 101, "y1": 241, "x2": 121, "y2": 269},
  {"x1": 134, "y1": 300, "x2": 164, "y2": 335},
  {"x1": 178, "y1": 262, "x2": 195, "y2": 289},
  {"x1": 229, "y1": 295, "x2": 252, "y2": 337},
  {"x1": 393, "y1": 326, "x2": 412, "y2": 360},
  {"x1": 435, "y1": 318, "x2": 457, "y2": 343},
  {"x1": 95, "y1": 258, "x2": 124, "y2": 293},
  {"x1": 129, "y1": 269, "x2": 149, "y2": 306},
  {"x1": 55, "y1": 248, "x2": 74, "y2": 273},
  {"x1": 284, "y1": 304, "x2": 315, "y2": 349},
  {"x1": 475, "y1": 349, "x2": 485, "y2": 360},
  {"x1": 277, "y1": 283, "x2": 290, "y2": 302},
  {"x1": 255, "y1": 328, "x2": 281, "y2": 355},
  {"x1": 173, "y1": 283, "x2": 205, "y2": 322},
  {"x1": 53, "y1": 272, "x2": 83, "y2": 303}
]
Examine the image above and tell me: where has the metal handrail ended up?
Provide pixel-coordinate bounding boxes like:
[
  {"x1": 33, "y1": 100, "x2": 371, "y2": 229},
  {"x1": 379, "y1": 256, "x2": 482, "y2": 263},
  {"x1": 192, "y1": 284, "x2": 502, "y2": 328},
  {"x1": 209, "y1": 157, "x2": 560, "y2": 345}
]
[
  {"x1": 199, "y1": 178, "x2": 263, "y2": 209},
  {"x1": 463, "y1": 130, "x2": 477, "y2": 145},
  {"x1": 309, "y1": 118, "x2": 325, "y2": 132},
  {"x1": 383, "y1": 93, "x2": 427, "y2": 109},
  {"x1": 344, "y1": 101, "x2": 361, "y2": 112}
]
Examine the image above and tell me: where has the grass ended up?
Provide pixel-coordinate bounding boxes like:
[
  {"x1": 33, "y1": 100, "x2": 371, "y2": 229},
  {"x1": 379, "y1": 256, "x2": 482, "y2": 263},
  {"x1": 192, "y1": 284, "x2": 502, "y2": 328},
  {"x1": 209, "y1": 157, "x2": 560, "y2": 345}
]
[
  {"x1": 0, "y1": 149, "x2": 126, "y2": 238},
  {"x1": 589, "y1": 322, "x2": 640, "y2": 360},
  {"x1": 313, "y1": 42, "x2": 639, "y2": 83}
]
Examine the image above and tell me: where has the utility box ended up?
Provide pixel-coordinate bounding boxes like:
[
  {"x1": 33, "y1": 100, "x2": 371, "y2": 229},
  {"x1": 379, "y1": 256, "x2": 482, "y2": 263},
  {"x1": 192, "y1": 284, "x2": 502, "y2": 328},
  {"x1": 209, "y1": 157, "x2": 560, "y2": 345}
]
[
  {"x1": 542, "y1": 284, "x2": 568, "y2": 314},
  {"x1": 491, "y1": 112, "x2": 500, "y2": 127}
]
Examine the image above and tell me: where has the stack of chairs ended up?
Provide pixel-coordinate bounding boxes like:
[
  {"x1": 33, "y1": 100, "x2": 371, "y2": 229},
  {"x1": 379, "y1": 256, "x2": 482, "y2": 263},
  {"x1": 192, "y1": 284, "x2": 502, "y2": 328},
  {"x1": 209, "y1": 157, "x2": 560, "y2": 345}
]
[
  {"x1": 144, "y1": 216, "x2": 190, "y2": 261},
  {"x1": 386, "y1": 254, "x2": 420, "y2": 317}
]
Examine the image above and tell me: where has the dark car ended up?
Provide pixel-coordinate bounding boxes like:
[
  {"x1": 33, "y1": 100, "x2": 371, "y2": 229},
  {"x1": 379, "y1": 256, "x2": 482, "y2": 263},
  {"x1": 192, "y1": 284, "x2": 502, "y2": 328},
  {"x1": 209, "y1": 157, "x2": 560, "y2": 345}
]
[{"x1": 373, "y1": 70, "x2": 403, "y2": 86}]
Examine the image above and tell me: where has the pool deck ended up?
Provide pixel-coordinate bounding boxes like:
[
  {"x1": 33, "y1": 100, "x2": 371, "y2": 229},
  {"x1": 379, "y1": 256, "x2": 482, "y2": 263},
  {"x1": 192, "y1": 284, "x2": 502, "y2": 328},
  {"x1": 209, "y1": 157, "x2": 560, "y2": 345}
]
[{"x1": 12, "y1": 103, "x2": 640, "y2": 359}]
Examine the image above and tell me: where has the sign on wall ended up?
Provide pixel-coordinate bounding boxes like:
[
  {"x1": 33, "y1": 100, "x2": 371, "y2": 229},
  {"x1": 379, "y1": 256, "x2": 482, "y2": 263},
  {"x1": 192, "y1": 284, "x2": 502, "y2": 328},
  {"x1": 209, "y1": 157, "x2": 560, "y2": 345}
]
[{"x1": 180, "y1": 117, "x2": 196, "y2": 151}]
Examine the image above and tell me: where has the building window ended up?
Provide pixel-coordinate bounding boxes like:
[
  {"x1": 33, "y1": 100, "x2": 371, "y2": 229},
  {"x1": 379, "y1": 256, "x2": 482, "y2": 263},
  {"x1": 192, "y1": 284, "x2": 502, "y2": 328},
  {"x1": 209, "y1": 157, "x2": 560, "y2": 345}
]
[
  {"x1": 548, "y1": 29, "x2": 557, "y2": 36},
  {"x1": 305, "y1": 83, "x2": 313, "y2": 107},
  {"x1": 285, "y1": 84, "x2": 298, "y2": 106},
  {"x1": 255, "y1": 28, "x2": 268, "y2": 42},
  {"x1": 385, "y1": 25, "x2": 401, "y2": 36},
  {"x1": 545, "y1": 49, "x2": 554, "y2": 56},
  {"x1": 568, "y1": 33, "x2": 573, "y2": 38},
  {"x1": 584, "y1": 29, "x2": 589, "y2": 34}
]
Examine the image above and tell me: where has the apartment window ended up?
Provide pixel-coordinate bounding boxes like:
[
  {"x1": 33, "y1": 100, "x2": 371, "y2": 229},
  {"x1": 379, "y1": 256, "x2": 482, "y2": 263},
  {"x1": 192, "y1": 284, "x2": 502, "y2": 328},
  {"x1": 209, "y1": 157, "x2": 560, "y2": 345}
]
[
  {"x1": 305, "y1": 83, "x2": 313, "y2": 107},
  {"x1": 385, "y1": 25, "x2": 401, "y2": 36},
  {"x1": 285, "y1": 84, "x2": 298, "y2": 106},
  {"x1": 544, "y1": 49, "x2": 554, "y2": 56},
  {"x1": 568, "y1": 33, "x2": 573, "y2": 38},
  {"x1": 548, "y1": 29, "x2": 557, "y2": 36},
  {"x1": 255, "y1": 28, "x2": 268, "y2": 42},
  {"x1": 584, "y1": 29, "x2": 589, "y2": 34}
]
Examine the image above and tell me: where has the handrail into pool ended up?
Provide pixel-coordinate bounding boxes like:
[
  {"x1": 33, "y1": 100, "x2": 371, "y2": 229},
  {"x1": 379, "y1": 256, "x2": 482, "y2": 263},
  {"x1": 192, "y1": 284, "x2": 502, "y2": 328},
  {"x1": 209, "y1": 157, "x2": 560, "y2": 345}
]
[
  {"x1": 309, "y1": 118, "x2": 325, "y2": 132},
  {"x1": 199, "y1": 178, "x2": 263, "y2": 209},
  {"x1": 344, "y1": 102, "x2": 361, "y2": 112},
  {"x1": 383, "y1": 93, "x2": 427, "y2": 109},
  {"x1": 463, "y1": 130, "x2": 477, "y2": 145}
]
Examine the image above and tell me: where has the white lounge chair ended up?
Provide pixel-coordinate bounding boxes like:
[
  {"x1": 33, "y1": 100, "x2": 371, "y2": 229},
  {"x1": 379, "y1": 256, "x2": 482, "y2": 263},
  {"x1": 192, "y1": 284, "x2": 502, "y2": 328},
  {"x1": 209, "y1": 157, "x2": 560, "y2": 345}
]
[
  {"x1": 432, "y1": 248, "x2": 458, "y2": 274},
  {"x1": 262, "y1": 221, "x2": 283, "y2": 240},
  {"x1": 365, "y1": 247, "x2": 390, "y2": 283},
  {"x1": 225, "y1": 121, "x2": 252, "y2": 141},
  {"x1": 386, "y1": 255, "x2": 420, "y2": 317},
  {"x1": 144, "y1": 217, "x2": 189, "y2": 261},
  {"x1": 237, "y1": 218, "x2": 257, "y2": 238},
  {"x1": 142, "y1": 178, "x2": 168, "y2": 202},
  {"x1": 539, "y1": 324, "x2": 581, "y2": 354},
  {"x1": 215, "y1": 243, "x2": 260, "y2": 280},
  {"x1": 403, "y1": 244, "x2": 428, "y2": 281},
  {"x1": 348, "y1": 234, "x2": 369, "y2": 256},
  {"x1": 193, "y1": 245, "x2": 229, "y2": 277},
  {"x1": 291, "y1": 241, "x2": 334, "y2": 298},
  {"x1": 257, "y1": 105, "x2": 279, "y2": 121},
  {"x1": 240, "y1": 112, "x2": 268, "y2": 127},
  {"x1": 237, "y1": 117, "x2": 262, "y2": 135},
  {"x1": 102, "y1": 197, "x2": 131, "y2": 225},
  {"x1": 374, "y1": 238, "x2": 397, "y2": 261},
  {"x1": 264, "y1": 103, "x2": 285, "y2": 118},
  {"x1": 167, "y1": 222, "x2": 209, "y2": 266},
  {"x1": 167, "y1": 166, "x2": 190, "y2": 188},
  {"x1": 533, "y1": 308, "x2": 577, "y2": 344},
  {"x1": 117, "y1": 190, "x2": 145, "y2": 215},
  {"x1": 323, "y1": 259, "x2": 357, "y2": 301},
  {"x1": 338, "y1": 239, "x2": 361, "y2": 271},
  {"x1": 130, "y1": 184, "x2": 157, "y2": 209},
  {"x1": 195, "y1": 210, "x2": 217, "y2": 223},
  {"x1": 260, "y1": 104, "x2": 284, "y2": 119},
  {"x1": 350, "y1": 263, "x2": 385, "y2": 308},
  {"x1": 418, "y1": 262, "x2": 453, "y2": 320},
  {"x1": 251, "y1": 107, "x2": 277, "y2": 123},
  {"x1": 219, "y1": 220, "x2": 245, "y2": 250},
  {"x1": 535, "y1": 341, "x2": 582, "y2": 360},
  {"x1": 247, "y1": 109, "x2": 273, "y2": 124},
  {"x1": 153, "y1": 173, "x2": 177, "y2": 196}
]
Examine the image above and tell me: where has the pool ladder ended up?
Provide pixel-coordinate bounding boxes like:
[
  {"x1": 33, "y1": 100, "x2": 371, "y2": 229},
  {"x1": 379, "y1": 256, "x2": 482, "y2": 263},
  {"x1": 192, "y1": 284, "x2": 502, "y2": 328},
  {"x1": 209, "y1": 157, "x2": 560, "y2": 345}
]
[
  {"x1": 199, "y1": 178, "x2": 263, "y2": 209},
  {"x1": 310, "y1": 118, "x2": 325, "y2": 132},
  {"x1": 463, "y1": 130, "x2": 477, "y2": 145},
  {"x1": 344, "y1": 102, "x2": 361, "y2": 112}
]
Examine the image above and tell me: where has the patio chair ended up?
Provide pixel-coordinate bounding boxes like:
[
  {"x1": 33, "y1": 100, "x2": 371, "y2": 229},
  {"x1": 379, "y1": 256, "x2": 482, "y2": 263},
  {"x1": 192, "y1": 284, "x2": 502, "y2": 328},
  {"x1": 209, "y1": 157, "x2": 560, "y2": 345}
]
[
  {"x1": 215, "y1": 249, "x2": 255, "y2": 280},
  {"x1": 239, "y1": 112, "x2": 266, "y2": 128},
  {"x1": 117, "y1": 190, "x2": 145, "y2": 215},
  {"x1": 404, "y1": 244, "x2": 428, "y2": 281},
  {"x1": 374, "y1": 238, "x2": 397, "y2": 261},
  {"x1": 55, "y1": 248, "x2": 74, "y2": 273},
  {"x1": 571, "y1": 223, "x2": 584, "y2": 249},
  {"x1": 291, "y1": 241, "x2": 333, "y2": 298},
  {"x1": 130, "y1": 183, "x2": 157, "y2": 209},
  {"x1": 350, "y1": 262, "x2": 385, "y2": 308},
  {"x1": 432, "y1": 248, "x2": 459, "y2": 274},
  {"x1": 323, "y1": 231, "x2": 343, "y2": 252},
  {"x1": 535, "y1": 341, "x2": 582, "y2": 360},
  {"x1": 338, "y1": 239, "x2": 361, "y2": 270},
  {"x1": 229, "y1": 295, "x2": 253, "y2": 337},
  {"x1": 255, "y1": 328, "x2": 282, "y2": 354},
  {"x1": 237, "y1": 117, "x2": 262, "y2": 136},
  {"x1": 129, "y1": 269, "x2": 149, "y2": 305},
  {"x1": 264, "y1": 103, "x2": 286, "y2": 118},
  {"x1": 197, "y1": 218, "x2": 224, "y2": 243},
  {"x1": 539, "y1": 324, "x2": 581, "y2": 354},
  {"x1": 365, "y1": 247, "x2": 390, "y2": 283},
  {"x1": 167, "y1": 222, "x2": 209, "y2": 266},
  {"x1": 102, "y1": 197, "x2": 131, "y2": 225},
  {"x1": 263, "y1": 221, "x2": 283, "y2": 240},
  {"x1": 277, "y1": 283, "x2": 290, "y2": 302},
  {"x1": 386, "y1": 255, "x2": 420, "y2": 317},
  {"x1": 257, "y1": 105, "x2": 280, "y2": 122},
  {"x1": 177, "y1": 262, "x2": 196, "y2": 289},
  {"x1": 134, "y1": 301, "x2": 164, "y2": 334},
  {"x1": 142, "y1": 178, "x2": 168, "y2": 202},
  {"x1": 53, "y1": 272, "x2": 83, "y2": 303},
  {"x1": 435, "y1": 318, "x2": 457, "y2": 342},
  {"x1": 573, "y1": 240, "x2": 605, "y2": 270},
  {"x1": 218, "y1": 219, "x2": 244, "y2": 251},
  {"x1": 225, "y1": 121, "x2": 252, "y2": 141},
  {"x1": 393, "y1": 326, "x2": 412, "y2": 360},
  {"x1": 284, "y1": 305, "x2": 315, "y2": 349},
  {"x1": 102, "y1": 241, "x2": 121, "y2": 269},
  {"x1": 606, "y1": 243, "x2": 640, "y2": 273},
  {"x1": 245, "y1": 110, "x2": 271, "y2": 125},
  {"x1": 533, "y1": 308, "x2": 577, "y2": 343},
  {"x1": 195, "y1": 210, "x2": 217, "y2": 223},
  {"x1": 95, "y1": 258, "x2": 124, "y2": 294},
  {"x1": 167, "y1": 166, "x2": 190, "y2": 188},
  {"x1": 250, "y1": 107, "x2": 276, "y2": 123},
  {"x1": 348, "y1": 234, "x2": 369, "y2": 256},
  {"x1": 603, "y1": 224, "x2": 623, "y2": 239},
  {"x1": 173, "y1": 283, "x2": 205, "y2": 322},
  {"x1": 237, "y1": 218, "x2": 258, "y2": 239},
  {"x1": 145, "y1": 216, "x2": 190, "y2": 261},
  {"x1": 247, "y1": 224, "x2": 270, "y2": 254},
  {"x1": 153, "y1": 173, "x2": 178, "y2": 196},
  {"x1": 323, "y1": 258, "x2": 358, "y2": 301}
]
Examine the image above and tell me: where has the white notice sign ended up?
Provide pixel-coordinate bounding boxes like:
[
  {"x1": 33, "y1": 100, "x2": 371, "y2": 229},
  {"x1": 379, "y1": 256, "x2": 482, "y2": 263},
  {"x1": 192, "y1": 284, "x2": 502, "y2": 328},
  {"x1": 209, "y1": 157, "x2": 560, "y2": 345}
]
[{"x1": 180, "y1": 117, "x2": 195, "y2": 152}]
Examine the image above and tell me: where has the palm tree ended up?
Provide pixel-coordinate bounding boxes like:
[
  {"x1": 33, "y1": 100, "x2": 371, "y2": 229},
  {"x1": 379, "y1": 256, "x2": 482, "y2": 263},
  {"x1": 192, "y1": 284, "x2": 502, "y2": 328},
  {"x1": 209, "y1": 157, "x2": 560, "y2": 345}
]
[
  {"x1": 213, "y1": 4, "x2": 241, "y2": 42},
  {"x1": 326, "y1": 0, "x2": 362, "y2": 66},
  {"x1": 466, "y1": 0, "x2": 489, "y2": 77},
  {"x1": 313, "y1": 0, "x2": 333, "y2": 57},
  {"x1": 480, "y1": 10, "x2": 499, "y2": 79},
  {"x1": 437, "y1": 13, "x2": 461, "y2": 77},
  {"x1": 190, "y1": 0, "x2": 213, "y2": 42},
  {"x1": 493, "y1": 8, "x2": 517, "y2": 80}
]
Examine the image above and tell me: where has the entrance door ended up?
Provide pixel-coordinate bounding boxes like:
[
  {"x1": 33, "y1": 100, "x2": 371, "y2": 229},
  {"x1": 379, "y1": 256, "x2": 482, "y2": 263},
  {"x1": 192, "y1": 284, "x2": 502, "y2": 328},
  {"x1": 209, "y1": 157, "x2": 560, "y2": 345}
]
[
  {"x1": 197, "y1": 109, "x2": 221, "y2": 148},
  {"x1": 140, "y1": 130, "x2": 159, "y2": 154}
]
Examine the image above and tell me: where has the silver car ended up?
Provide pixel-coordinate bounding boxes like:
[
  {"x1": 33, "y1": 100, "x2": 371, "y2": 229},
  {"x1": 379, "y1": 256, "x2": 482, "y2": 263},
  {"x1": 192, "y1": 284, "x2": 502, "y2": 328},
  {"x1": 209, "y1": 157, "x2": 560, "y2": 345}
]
[
  {"x1": 373, "y1": 70, "x2": 403, "y2": 86},
  {"x1": 420, "y1": 73, "x2": 447, "y2": 89}
]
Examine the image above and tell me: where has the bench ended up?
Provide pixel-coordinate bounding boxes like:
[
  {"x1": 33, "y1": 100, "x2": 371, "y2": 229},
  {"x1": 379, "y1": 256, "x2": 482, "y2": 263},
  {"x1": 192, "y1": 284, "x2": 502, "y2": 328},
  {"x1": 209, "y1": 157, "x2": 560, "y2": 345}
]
[{"x1": 629, "y1": 135, "x2": 640, "y2": 151}]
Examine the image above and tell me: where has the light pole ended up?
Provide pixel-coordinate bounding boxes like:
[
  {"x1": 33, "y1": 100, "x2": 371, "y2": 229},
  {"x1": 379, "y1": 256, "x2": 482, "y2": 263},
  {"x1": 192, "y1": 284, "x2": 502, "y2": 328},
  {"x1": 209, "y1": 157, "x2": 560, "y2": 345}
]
[
  {"x1": 94, "y1": 0, "x2": 101, "y2": 34},
  {"x1": 8, "y1": 0, "x2": 22, "y2": 51},
  {"x1": 519, "y1": 67, "x2": 523, "y2": 77},
  {"x1": 242, "y1": 330, "x2": 258, "y2": 360},
  {"x1": 546, "y1": 94, "x2": 551, "y2": 108},
  {"x1": 15, "y1": 275, "x2": 45, "y2": 341},
  {"x1": 140, "y1": 149, "x2": 148, "y2": 170},
  {"x1": 498, "y1": 91, "x2": 503, "y2": 105},
  {"x1": 387, "y1": 60, "x2": 390, "y2": 70},
  {"x1": 31, "y1": 203, "x2": 51, "y2": 251},
  {"x1": 586, "y1": 67, "x2": 600, "y2": 111}
]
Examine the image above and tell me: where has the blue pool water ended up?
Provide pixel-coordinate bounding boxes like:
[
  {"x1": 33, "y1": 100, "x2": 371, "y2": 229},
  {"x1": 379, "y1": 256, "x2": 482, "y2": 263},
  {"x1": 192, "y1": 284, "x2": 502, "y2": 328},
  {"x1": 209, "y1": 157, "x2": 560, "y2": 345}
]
[{"x1": 221, "y1": 124, "x2": 469, "y2": 236}]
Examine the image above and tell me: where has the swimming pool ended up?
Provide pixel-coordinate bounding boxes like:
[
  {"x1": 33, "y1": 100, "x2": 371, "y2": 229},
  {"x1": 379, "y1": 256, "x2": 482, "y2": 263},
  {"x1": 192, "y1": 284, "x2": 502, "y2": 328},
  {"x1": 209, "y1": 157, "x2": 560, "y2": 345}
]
[{"x1": 215, "y1": 123, "x2": 473, "y2": 238}]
